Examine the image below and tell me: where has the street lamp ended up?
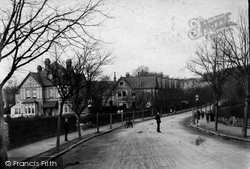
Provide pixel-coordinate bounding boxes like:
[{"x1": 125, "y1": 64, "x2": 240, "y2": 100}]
[
  {"x1": 195, "y1": 95, "x2": 199, "y2": 125},
  {"x1": 88, "y1": 100, "x2": 92, "y2": 114}
]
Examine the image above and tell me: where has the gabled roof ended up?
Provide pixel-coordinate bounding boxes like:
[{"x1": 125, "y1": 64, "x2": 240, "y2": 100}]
[
  {"x1": 18, "y1": 70, "x2": 54, "y2": 90},
  {"x1": 30, "y1": 70, "x2": 54, "y2": 87},
  {"x1": 116, "y1": 75, "x2": 159, "y2": 89}
]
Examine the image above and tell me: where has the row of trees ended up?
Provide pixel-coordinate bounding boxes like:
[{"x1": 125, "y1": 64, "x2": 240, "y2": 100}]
[
  {"x1": 187, "y1": 10, "x2": 249, "y2": 136},
  {"x1": 0, "y1": 0, "x2": 110, "y2": 168}
]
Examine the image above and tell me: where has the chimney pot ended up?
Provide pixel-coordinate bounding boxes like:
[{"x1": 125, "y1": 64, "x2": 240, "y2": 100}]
[
  {"x1": 114, "y1": 72, "x2": 116, "y2": 82},
  {"x1": 45, "y1": 58, "x2": 51, "y2": 70},
  {"x1": 37, "y1": 65, "x2": 42, "y2": 72}
]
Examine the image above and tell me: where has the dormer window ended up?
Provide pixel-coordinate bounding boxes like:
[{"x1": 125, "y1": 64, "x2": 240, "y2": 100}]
[{"x1": 119, "y1": 81, "x2": 124, "y2": 86}]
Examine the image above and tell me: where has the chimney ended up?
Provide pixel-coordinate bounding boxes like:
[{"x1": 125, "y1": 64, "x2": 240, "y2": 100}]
[
  {"x1": 37, "y1": 65, "x2": 42, "y2": 72},
  {"x1": 137, "y1": 72, "x2": 141, "y2": 87},
  {"x1": 45, "y1": 58, "x2": 51, "y2": 70},
  {"x1": 114, "y1": 72, "x2": 116, "y2": 82},
  {"x1": 66, "y1": 59, "x2": 72, "y2": 70}
]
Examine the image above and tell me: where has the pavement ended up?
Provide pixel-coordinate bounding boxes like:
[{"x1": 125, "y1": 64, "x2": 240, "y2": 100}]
[
  {"x1": 190, "y1": 117, "x2": 250, "y2": 142},
  {"x1": 7, "y1": 122, "x2": 123, "y2": 162},
  {"x1": 7, "y1": 117, "x2": 149, "y2": 162},
  {"x1": 7, "y1": 112, "x2": 250, "y2": 163}
]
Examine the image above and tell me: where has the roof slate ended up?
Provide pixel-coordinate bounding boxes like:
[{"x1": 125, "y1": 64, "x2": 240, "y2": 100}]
[
  {"x1": 122, "y1": 75, "x2": 159, "y2": 89},
  {"x1": 29, "y1": 70, "x2": 54, "y2": 87}
]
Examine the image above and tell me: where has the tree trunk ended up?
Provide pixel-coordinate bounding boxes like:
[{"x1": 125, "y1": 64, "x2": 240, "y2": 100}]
[
  {"x1": 0, "y1": 85, "x2": 8, "y2": 169},
  {"x1": 56, "y1": 101, "x2": 64, "y2": 152},
  {"x1": 214, "y1": 103, "x2": 219, "y2": 131},
  {"x1": 76, "y1": 115, "x2": 82, "y2": 139},
  {"x1": 242, "y1": 96, "x2": 249, "y2": 137}
]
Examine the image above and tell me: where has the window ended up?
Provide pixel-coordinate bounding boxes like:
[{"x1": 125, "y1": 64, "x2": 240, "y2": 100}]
[
  {"x1": 49, "y1": 89, "x2": 53, "y2": 98},
  {"x1": 26, "y1": 90, "x2": 30, "y2": 99},
  {"x1": 119, "y1": 81, "x2": 124, "y2": 86},
  {"x1": 32, "y1": 108, "x2": 35, "y2": 114},
  {"x1": 32, "y1": 89, "x2": 37, "y2": 99},
  {"x1": 64, "y1": 106, "x2": 68, "y2": 113},
  {"x1": 28, "y1": 108, "x2": 31, "y2": 114},
  {"x1": 15, "y1": 108, "x2": 18, "y2": 114},
  {"x1": 131, "y1": 91, "x2": 135, "y2": 96},
  {"x1": 123, "y1": 103, "x2": 127, "y2": 109},
  {"x1": 122, "y1": 91, "x2": 126, "y2": 96},
  {"x1": 118, "y1": 91, "x2": 122, "y2": 98}
]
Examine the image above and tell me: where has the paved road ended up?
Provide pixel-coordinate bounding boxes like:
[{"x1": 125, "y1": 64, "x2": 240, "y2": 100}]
[{"x1": 60, "y1": 112, "x2": 250, "y2": 169}]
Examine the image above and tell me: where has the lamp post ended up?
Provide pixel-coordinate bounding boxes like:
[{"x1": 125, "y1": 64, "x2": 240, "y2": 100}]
[
  {"x1": 88, "y1": 99, "x2": 92, "y2": 114},
  {"x1": 195, "y1": 95, "x2": 199, "y2": 126}
]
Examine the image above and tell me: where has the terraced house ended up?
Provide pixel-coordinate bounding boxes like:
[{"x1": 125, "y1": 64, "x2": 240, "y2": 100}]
[{"x1": 10, "y1": 59, "x2": 73, "y2": 117}]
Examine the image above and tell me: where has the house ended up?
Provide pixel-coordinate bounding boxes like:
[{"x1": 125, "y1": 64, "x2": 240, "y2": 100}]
[
  {"x1": 108, "y1": 71, "x2": 172, "y2": 109},
  {"x1": 10, "y1": 59, "x2": 74, "y2": 117}
]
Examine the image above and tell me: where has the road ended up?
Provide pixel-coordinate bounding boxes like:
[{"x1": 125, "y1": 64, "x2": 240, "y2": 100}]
[{"x1": 59, "y1": 112, "x2": 250, "y2": 169}]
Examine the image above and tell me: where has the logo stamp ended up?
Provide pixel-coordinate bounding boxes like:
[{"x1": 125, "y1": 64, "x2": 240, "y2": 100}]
[{"x1": 188, "y1": 12, "x2": 237, "y2": 40}]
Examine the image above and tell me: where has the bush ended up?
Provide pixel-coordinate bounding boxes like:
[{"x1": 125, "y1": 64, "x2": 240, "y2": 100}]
[{"x1": 5, "y1": 115, "x2": 77, "y2": 150}]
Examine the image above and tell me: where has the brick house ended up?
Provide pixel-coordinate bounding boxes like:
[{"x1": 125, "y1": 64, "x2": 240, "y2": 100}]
[{"x1": 10, "y1": 59, "x2": 73, "y2": 117}]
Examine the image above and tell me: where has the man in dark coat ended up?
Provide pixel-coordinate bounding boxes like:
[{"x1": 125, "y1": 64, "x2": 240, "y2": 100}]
[
  {"x1": 155, "y1": 112, "x2": 161, "y2": 132},
  {"x1": 63, "y1": 117, "x2": 69, "y2": 141}
]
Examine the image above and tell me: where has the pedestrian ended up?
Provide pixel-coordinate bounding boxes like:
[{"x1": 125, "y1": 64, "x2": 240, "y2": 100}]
[
  {"x1": 63, "y1": 117, "x2": 69, "y2": 141},
  {"x1": 206, "y1": 111, "x2": 210, "y2": 123},
  {"x1": 197, "y1": 110, "x2": 201, "y2": 120},
  {"x1": 155, "y1": 112, "x2": 161, "y2": 132},
  {"x1": 201, "y1": 111, "x2": 204, "y2": 119},
  {"x1": 192, "y1": 109, "x2": 196, "y2": 124}
]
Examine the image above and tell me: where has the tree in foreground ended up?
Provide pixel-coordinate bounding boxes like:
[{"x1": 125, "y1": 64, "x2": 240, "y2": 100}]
[
  {"x1": 46, "y1": 42, "x2": 112, "y2": 149},
  {"x1": 187, "y1": 35, "x2": 232, "y2": 131},
  {"x1": 219, "y1": 10, "x2": 249, "y2": 137},
  {"x1": 0, "y1": 0, "x2": 107, "y2": 167},
  {"x1": 66, "y1": 43, "x2": 112, "y2": 140}
]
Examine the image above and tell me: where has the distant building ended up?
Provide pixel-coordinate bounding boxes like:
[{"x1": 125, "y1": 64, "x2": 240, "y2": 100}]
[
  {"x1": 10, "y1": 59, "x2": 73, "y2": 118},
  {"x1": 108, "y1": 71, "x2": 174, "y2": 109}
]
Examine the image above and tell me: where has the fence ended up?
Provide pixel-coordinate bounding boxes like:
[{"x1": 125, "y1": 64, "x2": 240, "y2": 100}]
[{"x1": 5, "y1": 107, "x2": 193, "y2": 150}]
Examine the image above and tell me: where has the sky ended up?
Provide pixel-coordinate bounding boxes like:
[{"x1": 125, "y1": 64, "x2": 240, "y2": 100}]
[{"x1": 0, "y1": 0, "x2": 248, "y2": 84}]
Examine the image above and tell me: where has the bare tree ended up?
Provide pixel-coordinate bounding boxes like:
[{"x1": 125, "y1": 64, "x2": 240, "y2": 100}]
[
  {"x1": 3, "y1": 79, "x2": 19, "y2": 109},
  {"x1": 187, "y1": 35, "x2": 232, "y2": 131},
  {"x1": 219, "y1": 10, "x2": 249, "y2": 137},
  {"x1": 0, "y1": 0, "x2": 107, "y2": 167},
  {"x1": 46, "y1": 42, "x2": 112, "y2": 149},
  {"x1": 66, "y1": 44, "x2": 112, "y2": 140}
]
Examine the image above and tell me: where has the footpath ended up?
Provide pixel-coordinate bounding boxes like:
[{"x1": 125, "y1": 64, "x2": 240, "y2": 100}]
[
  {"x1": 190, "y1": 117, "x2": 250, "y2": 142},
  {"x1": 7, "y1": 122, "x2": 123, "y2": 162},
  {"x1": 7, "y1": 117, "x2": 148, "y2": 163}
]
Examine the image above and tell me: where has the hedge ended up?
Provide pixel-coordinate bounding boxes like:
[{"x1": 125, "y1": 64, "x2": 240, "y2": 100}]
[
  {"x1": 218, "y1": 104, "x2": 244, "y2": 118},
  {"x1": 5, "y1": 115, "x2": 77, "y2": 150}
]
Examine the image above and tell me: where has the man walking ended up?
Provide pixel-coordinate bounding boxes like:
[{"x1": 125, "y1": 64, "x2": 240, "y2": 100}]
[
  {"x1": 63, "y1": 117, "x2": 69, "y2": 141},
  {"x1": 155, "y1": 112, "x2": 161, "y2": 133}
]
